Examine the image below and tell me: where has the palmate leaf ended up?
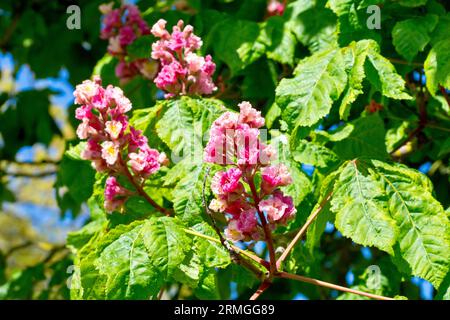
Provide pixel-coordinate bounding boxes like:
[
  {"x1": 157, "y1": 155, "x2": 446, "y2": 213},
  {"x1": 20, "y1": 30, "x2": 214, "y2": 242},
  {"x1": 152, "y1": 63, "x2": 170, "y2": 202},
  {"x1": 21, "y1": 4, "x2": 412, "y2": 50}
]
[
  {"x1": 331, "y1": 160, "x2": 398, "y2": 254},
  {"x1": 373, "y1": 160, "x2": 450, "y2": 288},
  {"x1": 330, "y1": 159, "x2": 450, "y2": 288},
  {"x1": 276, "y1": 48, "x2": 347, "y2": 128},
  {"x1": 392, "y1": 15, "x2": 438, "y2": 62},
  {"x1": 73, "y1": 217, "x2": 231, "y2": 299},
  {"x1": 339, "y1": 40, "x2": 373, "y2": 119},
  {"x1": 424, "y1": 39, "x2": 450, "y2": 95}
]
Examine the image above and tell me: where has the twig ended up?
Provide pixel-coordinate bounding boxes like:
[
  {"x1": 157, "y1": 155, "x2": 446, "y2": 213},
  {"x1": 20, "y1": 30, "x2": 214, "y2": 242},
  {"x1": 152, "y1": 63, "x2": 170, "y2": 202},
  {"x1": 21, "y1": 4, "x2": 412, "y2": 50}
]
[
  {"x1": 276, "y1": 191, "x2": 332, "y2": 270},
  {"x1": 387, "y1": 57, "x2": 423, "y2": 67},
  {"x1": 249, "y1": 281, "x2": 272, "y2": 300},
  {"x1": 277, "y1": 272, "x2": 394, "y2": 301}
]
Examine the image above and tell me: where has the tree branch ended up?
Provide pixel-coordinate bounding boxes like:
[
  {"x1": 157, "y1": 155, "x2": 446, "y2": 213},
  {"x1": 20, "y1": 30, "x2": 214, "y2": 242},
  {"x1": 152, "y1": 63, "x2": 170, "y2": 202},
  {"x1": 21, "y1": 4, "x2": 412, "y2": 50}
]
[
  {"x1": 249, "y1": 280, "x2": 272, "y2": 300},
  {"x1": 277, "y1": 272, "x2": 394, "y2": 301}
]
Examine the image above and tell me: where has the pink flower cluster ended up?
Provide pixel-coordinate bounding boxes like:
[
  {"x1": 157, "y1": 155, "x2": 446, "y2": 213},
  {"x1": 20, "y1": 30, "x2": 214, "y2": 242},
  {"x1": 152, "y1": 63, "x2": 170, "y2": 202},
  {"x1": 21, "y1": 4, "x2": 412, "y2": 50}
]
[
  {"x1": 99, "y1": 3, "x2": 157, "y2": 82},
  {"x1": 73, "y1": 76, "x2": 167, "y2": 212},
  {"x1": 267, "y1": 0, "x2": 285, "y2": 16},
  {"x1": 151, "y1": 19, "x2": 217, "y2": 98},
  {"x1": 204, "y1": 102, "x2": 296, "y2": 242}
]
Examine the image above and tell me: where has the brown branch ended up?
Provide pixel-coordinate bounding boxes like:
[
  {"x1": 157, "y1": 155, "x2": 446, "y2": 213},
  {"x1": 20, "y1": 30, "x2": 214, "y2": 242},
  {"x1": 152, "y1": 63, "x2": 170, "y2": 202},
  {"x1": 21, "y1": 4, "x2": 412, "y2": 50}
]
[
  {"x1": 277, "y1": 272, "x2": 394, "y2": 301},
  {"x1": 249, "y1": 281, "x2": 272, "y2": 300},
  {"x1": 276, "y1": 191, "x2": 332, "y2": 270},
  {"x1": 387, "y1": 57, "x2": 423, "y2": 67},
  {"x1": 0, "y1": 11, "x2": 21, "y2": 49}
]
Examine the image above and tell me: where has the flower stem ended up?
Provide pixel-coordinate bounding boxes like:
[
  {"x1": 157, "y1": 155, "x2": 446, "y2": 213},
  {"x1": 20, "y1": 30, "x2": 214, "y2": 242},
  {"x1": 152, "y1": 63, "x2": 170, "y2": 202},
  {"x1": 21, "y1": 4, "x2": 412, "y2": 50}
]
[
  {"x1": 277, "y1": 272, "x2": 395, "y2": 300},
  {"x1": 120, "y1": 157, "x2": 172, "y2": 216},
  {"x1": 247, "y1": 176, "x2": 277, "y2": 276},
  {"x1": 276, "y1": 192, "x2": 332, "y2": 270}
]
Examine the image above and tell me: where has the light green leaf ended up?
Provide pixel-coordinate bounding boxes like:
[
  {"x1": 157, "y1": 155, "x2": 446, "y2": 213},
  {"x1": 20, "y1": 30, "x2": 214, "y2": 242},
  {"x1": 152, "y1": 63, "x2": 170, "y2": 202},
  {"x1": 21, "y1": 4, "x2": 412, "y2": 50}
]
[
  {"x1": 424, "y1": 39, "x2": 450, "y2": 95},
  {"x1": 366, "y1": 46, "x2": 412, "y2": 100},
  {"x1": 331, "y1": 160, "x2": 397, "y2": 254},
  {"x1": 374, "y1": 160, "x2": 450, "y2": 288},
  {"x1": 276, "y1": 48, "x2": 347, "y2": 128},
  {"x1": 292, "y1": 139, "x2": 340, "y2": 168}
]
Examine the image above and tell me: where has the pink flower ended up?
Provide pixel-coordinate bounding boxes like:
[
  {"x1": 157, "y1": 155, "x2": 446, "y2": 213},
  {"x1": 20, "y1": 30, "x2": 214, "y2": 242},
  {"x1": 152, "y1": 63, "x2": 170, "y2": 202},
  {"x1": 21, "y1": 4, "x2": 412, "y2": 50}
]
[
  {"x1": 119, "y1": 25, "x2": 136, "y2": 46},
  {"x1": 261, "y1": 164, "x2": 293, "y2": 192},
  {"x1": 238, "y1": 101, "x2": 265, "y2": 128},
  {"x1": 260, "y1": 144, "x2": 277, "y2": 165},
  {"x1": 154, "y1": 60, "x2": 185, "y2": 89},
  {"x1": 224, "y1": 209, "x2": 259, "y2": 242},
  {"x1": 76, "y1": 119, "x2": 91, "y2": 139},
  {"x1": 150, "y1": 19, "x2": 216, "y2": 98},
  {"x1": 128, "y1": 148, "x2": 161, "y2": 177},
  {"x1": 212, "y1": 112, "x2": 239, "y2": 131},
  {"x1": 259, "y1": 191, "x2": 296, "y2": 225},
  {"x1": 151, "y1": 19, "x2": 169, "y2": 38},
  {"x1": 104, "y1": 176, "x2": 129, "y2": 213},
  {"x1": 267, "y1": 0, "x2": 285, "y2": 17},
  {"x1": 128, "y1": 127, "x2": 148, "y2": 152},
  {"x1": 75, "y1": 105, "x2": 93, "y2": 120},
  {"x1": 101, "y1": 141, "x2": 120, "y2": 165},
  {"x1": 81, "y1": 139, "x2": 102, "y2": 160},
  {"x1": 73, "y1": 79, "x2": 101, "y2": 105},
  {"x1": 235, "y1": 125, "x2": 260, "y2": 165},
  {"x1": 105, "y1": 120, "x2": 124, "y2": 140},
  {"x1": 211, "y1": 168, "x2": 243, "y2": 195}
]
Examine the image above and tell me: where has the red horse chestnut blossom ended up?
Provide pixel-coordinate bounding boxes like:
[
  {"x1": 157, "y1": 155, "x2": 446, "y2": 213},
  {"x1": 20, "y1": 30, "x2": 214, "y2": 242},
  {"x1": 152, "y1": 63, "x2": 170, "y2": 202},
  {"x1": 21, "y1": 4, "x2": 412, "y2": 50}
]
[
  {"x1": 99, "y1": 2, "x2": 157, "y2": 82},
  {"x1": 267, "y1": 0, "x2": 285, "y2": 17},
  {"x1": 151, "y1": 19, "x2": 217, "y2": 98},
  {"x1": 204, "y1": 102, "x2": 296, "y2": 241},
  {"x1": 73, "y1": 76, "x2": 167, "y2": 213}
]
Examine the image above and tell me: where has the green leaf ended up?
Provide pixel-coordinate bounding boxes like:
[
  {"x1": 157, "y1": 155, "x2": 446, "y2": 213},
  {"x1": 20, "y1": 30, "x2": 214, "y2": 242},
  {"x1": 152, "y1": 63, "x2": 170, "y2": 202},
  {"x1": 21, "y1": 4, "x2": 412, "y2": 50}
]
[
  {"x1": 331, "y1": 160, "x2": 398, "y2": 254},
  {"x1": 392, "y1": 15, "x2": 438, "y2": 61},
  {"x1": 286, "y1": 0, "x2": 338, "y2": 53},
  {"x1": 339, "y1": 40, "x2": 374, "y2": 119},
  {"x1": 276, "y1": 48, "x2": 347, "y2": 128},
  {"x1": 142, "y1": 217, "x2": 192, "y2": 280},
  {"x1": 424, "y1": 39, "x2": 450, "y2": 95},
  {"x1": 292, "y1": 139, "x2": 340, "y2": 168},
  {"x1": 333, "y1": 113, "x2": 389, "y2": 160},
  {"x1": 95, "y1": 220, "x2": 164, "y2": 299},
  {"x1": 191, "y1": 222, "x2": 231, "y2": 269},
  {"x1": 261, "y1": 16, "x2": 297, "y2": 65},
  {"x1": 65, "y1": 142, "x2": 87, "y2": 161},
  {"x1": 272, "y1": 133, "x2": 313, "y2": 206},
  {"x1": 365, "y1": 45, "x2": 412, "y2": 100},
  {"x1": 374, "y1": 160, "x2": 450, "y2": 288},
  {"x1": 209, "y1": 18, "x2": 263, "y2": 74}
]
